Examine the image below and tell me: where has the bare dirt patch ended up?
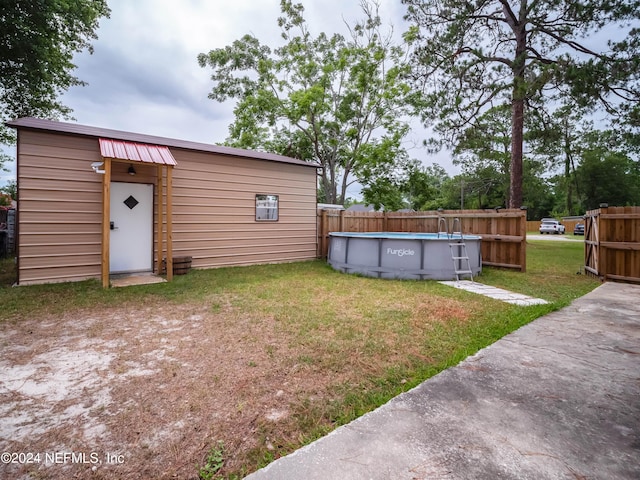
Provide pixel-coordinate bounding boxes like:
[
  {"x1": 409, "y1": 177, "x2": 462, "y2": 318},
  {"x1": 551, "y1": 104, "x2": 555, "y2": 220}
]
[{"x1": 0, "y1": 300, "x2": 316, "y2": 479}]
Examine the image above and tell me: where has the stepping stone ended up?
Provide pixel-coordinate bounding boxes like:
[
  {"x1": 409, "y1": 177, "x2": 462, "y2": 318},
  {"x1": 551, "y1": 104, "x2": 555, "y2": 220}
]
[{"x1": 440, "y1": 280, "x2": 548, "y2": 306}]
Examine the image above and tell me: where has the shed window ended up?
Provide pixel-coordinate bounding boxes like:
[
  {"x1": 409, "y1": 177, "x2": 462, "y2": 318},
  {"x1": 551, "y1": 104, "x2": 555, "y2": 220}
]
[{"x1": 256, "y1": 194, "x2": 279, "y2": 221}]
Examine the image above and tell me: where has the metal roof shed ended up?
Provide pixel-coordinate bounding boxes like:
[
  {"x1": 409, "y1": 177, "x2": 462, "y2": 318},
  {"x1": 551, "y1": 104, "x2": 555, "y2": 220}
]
[{"x1": 6, "y1": 118, "x2": 319, "y2": 287}]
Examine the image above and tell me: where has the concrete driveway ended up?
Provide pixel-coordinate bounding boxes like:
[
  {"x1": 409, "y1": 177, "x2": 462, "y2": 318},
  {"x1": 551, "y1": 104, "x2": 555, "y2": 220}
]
[{"x1": 246, "y1": 282, "x2": 640, "y2": 479}]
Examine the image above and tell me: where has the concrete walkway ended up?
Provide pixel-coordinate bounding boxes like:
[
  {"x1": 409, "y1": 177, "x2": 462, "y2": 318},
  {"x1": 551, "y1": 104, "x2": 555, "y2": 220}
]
[
  {"x1": 245, "y1": 282, "x2": 640, "y2": 480},
  {"x1": 110, "y1": 273, "x2": 166, "y2": 287}
]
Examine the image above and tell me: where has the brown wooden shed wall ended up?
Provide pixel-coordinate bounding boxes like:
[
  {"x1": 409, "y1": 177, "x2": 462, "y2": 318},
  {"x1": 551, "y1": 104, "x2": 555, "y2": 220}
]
[
  {"x1": 167, "y1": 148, "x2": 317, "y2": 269},
  {"x1": 16, "y1": 129, "x2": 317, "y2": 285},
  {"x1": 17, "y1": 131, "x2": 103, "y2": 284}
]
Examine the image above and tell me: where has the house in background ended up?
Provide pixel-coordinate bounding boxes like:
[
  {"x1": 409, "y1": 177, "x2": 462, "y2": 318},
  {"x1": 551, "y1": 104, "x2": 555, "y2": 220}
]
[
  {"x1": 345, "y1": 204, "x2": 380, "y2": 212},
  {"x1": 6, "y1": 118, "x2": 319, "y2": 286}
]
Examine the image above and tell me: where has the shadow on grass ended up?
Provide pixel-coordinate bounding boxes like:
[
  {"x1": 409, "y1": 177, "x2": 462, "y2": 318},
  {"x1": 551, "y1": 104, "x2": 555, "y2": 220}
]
[{"x1": 0, "y1": 257, "x2": 16, "y2": 287}]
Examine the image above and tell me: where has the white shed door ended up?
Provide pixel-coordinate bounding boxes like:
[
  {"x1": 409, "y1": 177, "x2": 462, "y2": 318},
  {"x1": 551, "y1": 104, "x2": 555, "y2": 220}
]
[{"x1": 110, "y1": 182, "x2": 153, "y2": 273}]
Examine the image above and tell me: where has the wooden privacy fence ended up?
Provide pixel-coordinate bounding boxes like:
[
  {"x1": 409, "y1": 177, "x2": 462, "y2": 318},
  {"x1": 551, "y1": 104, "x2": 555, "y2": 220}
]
[
  {"x1": 318, "y1": 209, "x2": 527, "y2": 271},
  {"x1": 584, "y1": 206, "x2": 640, "y2": 283}
]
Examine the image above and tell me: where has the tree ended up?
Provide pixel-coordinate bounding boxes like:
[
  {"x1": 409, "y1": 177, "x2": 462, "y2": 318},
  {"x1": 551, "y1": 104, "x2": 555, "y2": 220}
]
[
  {"x1": 0, "y1": 0, "x2": 110, "y2": 144},
  {"x1": 362, "y1": 160, "x2": 463, "y2": 212},
  {"x1": 402, "y1": 162, "x2": 450, "y2": 210},
  {"x1": 527, "y1": 104, "x2": 591, "y2": 216},
  {"x1": 575, "y1": 131, "x2": 640, "y2": 210},
  {"x1": 521, "y1": 160, "x2": 554, "y2": 220},
  {"x1": 0, "y1": 148, "x2": 10, "y2": 180},
  {"x1": 361, "y1": 176, "x2": 407, "y2": 211},
  {"x1": 402, "y1": 0, "x2": 640, "y2": 208},
  {"x1": 431, "y1": 174, "x2": 469, "y2": 209},
  {"x1": 198, "y1": 0, "x2": 415, "y2": 204},
  {"x1": 453, "y1": 105, "x2": 512, "y2": 207},
  {"x1": 449, "y1": 103, "x2": 557, "y2": 215},
  {"x1": 0, "y1": 179, "x2": 16, "y2": 201},
  {"x1": 360, "y1": 158, "x2": 451, "y2": 211}
]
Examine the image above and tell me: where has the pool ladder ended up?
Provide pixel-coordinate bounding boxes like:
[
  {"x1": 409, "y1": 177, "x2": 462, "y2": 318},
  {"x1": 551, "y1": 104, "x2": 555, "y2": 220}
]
[{"x1": 438, "y1": 217, "x2": 474, "y2": 282}]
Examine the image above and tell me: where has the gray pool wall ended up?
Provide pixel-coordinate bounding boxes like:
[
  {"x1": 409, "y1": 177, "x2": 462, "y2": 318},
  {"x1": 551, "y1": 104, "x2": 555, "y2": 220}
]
[{"x1": 328, "y1": 232, "x2": 482, "y2": 280}]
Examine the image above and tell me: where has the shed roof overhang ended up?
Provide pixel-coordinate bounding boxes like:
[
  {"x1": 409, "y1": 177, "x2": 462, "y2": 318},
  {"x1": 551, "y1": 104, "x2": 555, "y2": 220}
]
[
  {"x1": 97, "y1": 139, "x2": 176, "y2": 288},
  {"x1": 99, "y1": 138, "x2": 177, "y2": 166}
]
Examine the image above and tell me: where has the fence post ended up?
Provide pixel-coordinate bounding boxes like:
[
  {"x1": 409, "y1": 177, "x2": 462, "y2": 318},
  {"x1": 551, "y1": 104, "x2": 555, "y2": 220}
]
[
  {"x1": 321, "y1": 209, "x2": 328, "y2": 259},
  {"x1": 599, "y1": 207, "x2": 607, "y2": 279},
  {"x1": 519, "y1": 211, "x2": 527, "y2": 272},
  {"x1": 339, "y1": 209, "x2": 344, "y2": 232}
]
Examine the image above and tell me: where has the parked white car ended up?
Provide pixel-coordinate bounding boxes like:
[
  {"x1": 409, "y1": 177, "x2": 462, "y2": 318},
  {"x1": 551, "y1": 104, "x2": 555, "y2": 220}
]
[{"x1": 539, "y1": 219, "x2": 566, "y2": 234}]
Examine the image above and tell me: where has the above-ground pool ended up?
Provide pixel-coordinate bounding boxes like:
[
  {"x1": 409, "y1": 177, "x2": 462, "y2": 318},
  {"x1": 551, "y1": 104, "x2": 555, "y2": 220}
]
[{"x1": 328, "y1": 232, "x2": 482, "y2": 280}]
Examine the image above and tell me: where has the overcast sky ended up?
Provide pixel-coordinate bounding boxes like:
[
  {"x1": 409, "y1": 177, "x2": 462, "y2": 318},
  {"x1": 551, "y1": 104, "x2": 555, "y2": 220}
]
[{"x1": 0, "y1": 0, "x2": 451, "y2": 194}]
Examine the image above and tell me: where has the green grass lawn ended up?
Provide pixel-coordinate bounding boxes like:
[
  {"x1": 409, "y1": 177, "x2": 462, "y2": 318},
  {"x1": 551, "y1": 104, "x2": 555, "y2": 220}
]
[
  {"x1": 0, "y1": 240, "x2": 599, "y2": 478},
  {"x1": 0, "y1": 239, "x2": 595, "y2": 320},
  {"x1": 480, "y1": 239, "x2": 594, "y2": 303}
]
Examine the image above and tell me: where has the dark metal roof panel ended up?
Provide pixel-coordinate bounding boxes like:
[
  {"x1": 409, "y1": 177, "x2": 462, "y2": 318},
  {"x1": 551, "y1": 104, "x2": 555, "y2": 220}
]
[{"x1": 6, "y1": 117, "x2": 319, "y2": 169}]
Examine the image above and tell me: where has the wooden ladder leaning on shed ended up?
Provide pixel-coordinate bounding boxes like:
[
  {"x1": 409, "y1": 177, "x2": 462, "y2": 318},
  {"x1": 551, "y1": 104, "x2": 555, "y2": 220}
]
[{"x1": 438, "y1": 217, "x2": 474, "y2": 282}]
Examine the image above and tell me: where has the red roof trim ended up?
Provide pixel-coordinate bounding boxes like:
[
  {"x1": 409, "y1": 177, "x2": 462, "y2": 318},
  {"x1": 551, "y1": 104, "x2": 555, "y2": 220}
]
[{"x1": 99, "y1": 139, "x2": 177, "y2": 166}]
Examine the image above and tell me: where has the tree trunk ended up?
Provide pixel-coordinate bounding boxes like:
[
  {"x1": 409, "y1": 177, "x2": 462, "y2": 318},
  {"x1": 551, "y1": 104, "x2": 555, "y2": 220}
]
[
  {"x1": 509, "y1": 96, "x2": 524, "y2": 208},
  {"x1": 565, "y1": 147, "x2": 573, "y2": 215},
  {"x1": 326, "y1": 160, "x2": 337, "y2": 204},
  {"x1": 320, "y1": 170, "x2": 332, "y2": 204},
  {"x1": 339, "y1": 172, "x2": 349, "y2": 206},
  {"x1": 509, "y1": 16, "x2": 527, "y2": 209},
  {"x1": 563, "y1": 123, "x2": 574, "y2": 214}
]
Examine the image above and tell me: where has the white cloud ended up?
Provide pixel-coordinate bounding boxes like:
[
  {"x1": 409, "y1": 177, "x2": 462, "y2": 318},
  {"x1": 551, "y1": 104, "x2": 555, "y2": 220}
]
[{"x1": 1, "y1": 0, "x2": 454, "y2": 188}]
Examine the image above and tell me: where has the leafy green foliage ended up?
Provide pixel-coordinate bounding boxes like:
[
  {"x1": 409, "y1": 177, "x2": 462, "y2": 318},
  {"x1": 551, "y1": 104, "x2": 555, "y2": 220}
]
[
  {"x1": 360, "y1": 158, "x2": 456, "y2": 211},
  {"x1": 0, "y1": 148, "x2": 11, "y2": 181},
  {"x1": 521, "y1": 162, "x2": 555, "y2": 220},
  {"x1": 402, "y1": 0, "x2": 640, "y2": 208},
  {"x1": 198, "y1": 441, "x2": 225, "y2": 480},
  {"x1": 0, "y1": 0, "x2": 110, "y2": 144},
  {"x1": 575, "y1": 133, "x2": 640, "y2": 210},
  {"x1": 401, "y1": 163, "x2": 450, "y2": 210},
  {"x1": 448, "y1": 105, "x2": 558, "y2": 214},
  {"x1": 452, "y1": 105, "x2": 511, "y2": 208},
  {"x1": 529, "y1": 121, "x2": 639, "y2": 215},
  {"x1": 454, "y1": 105, "x2": 512, "y2": 172},
  {"x1": 198, "y1": 1, "x2": 415, "y2": 204},
  {"x1": 527, "y1": 104, "x2": 588, "y2": 216},
  {"x1": 0, "y1": 179, "x2": 16, "y2": 201}
]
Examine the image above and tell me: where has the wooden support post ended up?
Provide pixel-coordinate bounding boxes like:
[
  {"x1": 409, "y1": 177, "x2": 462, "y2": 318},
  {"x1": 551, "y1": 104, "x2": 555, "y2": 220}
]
[
  {"x1": 321, "y1": 209, "x2": 328, "y2": 259},
  {"x1": 101, "y1": 157, "x2": 112, "y2": 288},
  {"x1": 519, "y1": 211, "x2": 527, "y2": 272},
  {"x1": 156, "y1": 165, "x2": 163, "y2": 275},
  {"x1": 598, "y1": 207, "x2": 606, "y2": 279},
  {"x1": 166, "y1": 166, "x2": 173, "y2": 281}
]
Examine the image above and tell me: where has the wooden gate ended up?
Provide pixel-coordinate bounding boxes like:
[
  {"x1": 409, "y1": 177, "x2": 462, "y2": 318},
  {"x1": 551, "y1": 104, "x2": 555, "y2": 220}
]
[
  {"x1": 584, "y1": 206, "x2": 640, "y2": 283},
  {"x1": 584, "y1": 209, "x2": 599, "y2": 277}
]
